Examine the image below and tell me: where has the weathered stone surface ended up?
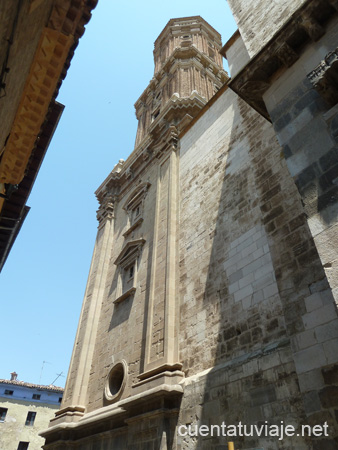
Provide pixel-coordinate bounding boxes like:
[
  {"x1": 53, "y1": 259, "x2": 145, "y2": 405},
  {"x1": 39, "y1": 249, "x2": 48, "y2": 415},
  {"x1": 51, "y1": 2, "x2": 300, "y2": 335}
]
[{"x1": 227, "y1": 0, "x2": 305, "y2": 57}]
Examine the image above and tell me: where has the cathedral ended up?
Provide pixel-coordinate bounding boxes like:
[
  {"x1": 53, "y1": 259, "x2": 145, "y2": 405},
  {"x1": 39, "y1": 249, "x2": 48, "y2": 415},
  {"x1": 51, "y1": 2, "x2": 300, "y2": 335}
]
[{"x1": 42, "y1": 0, "x2": 338, "y2": 448}]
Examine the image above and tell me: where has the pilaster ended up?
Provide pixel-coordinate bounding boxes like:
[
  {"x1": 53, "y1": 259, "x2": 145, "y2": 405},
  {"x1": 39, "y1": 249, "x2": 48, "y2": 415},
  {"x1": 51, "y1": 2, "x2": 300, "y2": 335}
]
[
  {"x1": 140, "y1": 128, "x2": 182, "y2": 384},
  {"x1": 51, "y1": 188, "x2": 118, "y2": 425}
]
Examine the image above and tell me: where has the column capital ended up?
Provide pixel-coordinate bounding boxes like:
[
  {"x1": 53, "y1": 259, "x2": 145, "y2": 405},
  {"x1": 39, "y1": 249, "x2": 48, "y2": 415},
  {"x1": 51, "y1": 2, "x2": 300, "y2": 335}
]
[{"x1": 96, "y1": 192, "x2": 117, "y2": 225}]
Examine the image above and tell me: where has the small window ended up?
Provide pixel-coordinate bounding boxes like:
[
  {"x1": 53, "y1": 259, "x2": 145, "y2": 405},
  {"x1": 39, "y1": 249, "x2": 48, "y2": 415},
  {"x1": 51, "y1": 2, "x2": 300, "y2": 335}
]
[
  {"x1": 17, "y1": 443, "x2": 29, "y2": 450},
  {"x1": 152, "y1": 109, "x2": 160, "y2": 122},
  {"x1": 32, "y1": 394, "x2": 40, "y2": 400},
  {"x1": 0, "y1": 407, "x2": 8, "y2": 422},
  {"x1": 131, "y1": 203, "x2": 142, "y2": 225},
  {"x1": 25, "y1": 411, "x2": 36, "y2": 426},
  {"x1": 122, "y1": 182, "x2": 150, "y2": 237},
  {"x1": 123, "y1": 262, "x2": 136, "y2": 293},
  {"x1": 208, "y1": 48, "x2": 215, "y2": 60},
  {"x1": 58, "y1": 397, "x2": 62, "y2": 403},
  {"x1": 114, "y1": 239, "x2": 146, "y2": 303},
  {"x1": 4, "y1": 390, "x2": 13, "y2": 396}
]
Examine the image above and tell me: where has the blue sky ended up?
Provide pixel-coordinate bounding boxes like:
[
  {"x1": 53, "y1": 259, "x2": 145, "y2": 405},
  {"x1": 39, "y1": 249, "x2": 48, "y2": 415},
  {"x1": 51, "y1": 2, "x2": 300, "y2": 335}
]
[{"x1": 1, "y1": 1, "x2": 237, "y2": 388}]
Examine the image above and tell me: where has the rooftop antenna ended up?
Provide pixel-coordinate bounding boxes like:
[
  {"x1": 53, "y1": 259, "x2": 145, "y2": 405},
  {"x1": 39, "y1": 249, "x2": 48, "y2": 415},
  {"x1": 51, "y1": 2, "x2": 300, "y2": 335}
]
[
  {"x1": 39, "y1": 361, "x2": 51, "y2": 384},
  {"x1": 51, "y1": 371, "x2": 65, "y2": 386}
]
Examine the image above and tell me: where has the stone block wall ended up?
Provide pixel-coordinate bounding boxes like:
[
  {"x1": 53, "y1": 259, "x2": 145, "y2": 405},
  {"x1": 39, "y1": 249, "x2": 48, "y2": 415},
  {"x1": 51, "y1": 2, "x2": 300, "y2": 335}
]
[
  {"x1": 263, "y1": 19, "x2": 338, "y2": 301},
  {"x1": 223, "y1": 33, "x2": 250, "y2": 78},
  {"x1": 226, "y1": 0, "x2": 305, "y2": 58}
]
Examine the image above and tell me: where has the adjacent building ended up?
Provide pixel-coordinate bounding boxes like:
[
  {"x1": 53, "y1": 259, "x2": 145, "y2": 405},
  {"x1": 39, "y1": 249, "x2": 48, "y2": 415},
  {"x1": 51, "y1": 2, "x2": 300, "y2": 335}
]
[
  {"x1": 42, "y1": 1, "x2": 338, "y2": 449},
  {"x1": 0, "y1": 372, "x2": 63, "y2": 450},
  {"x1": 0, "y1": 0, "x2": 97, "y2": 271}
]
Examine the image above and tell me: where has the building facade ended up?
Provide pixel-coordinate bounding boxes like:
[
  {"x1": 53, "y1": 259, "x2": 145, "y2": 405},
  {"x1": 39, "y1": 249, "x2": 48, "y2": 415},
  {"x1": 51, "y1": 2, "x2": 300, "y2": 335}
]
[
  {"x1": 0, "y1": 373, "x2": 63, "y2": 450},
  {"x1": 43, "y1": 2, "x2": 338, "y2": 449}
]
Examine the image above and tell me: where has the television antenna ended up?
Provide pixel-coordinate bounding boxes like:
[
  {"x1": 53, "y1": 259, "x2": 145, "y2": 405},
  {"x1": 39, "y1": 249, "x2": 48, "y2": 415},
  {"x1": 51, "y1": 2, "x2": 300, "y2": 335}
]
[
  {"x1": 51, "y1": 371, "x2": 65, "y2": 386},
  {"x1": 39, "y1": 361, "x2": 51, "y2": 384}
]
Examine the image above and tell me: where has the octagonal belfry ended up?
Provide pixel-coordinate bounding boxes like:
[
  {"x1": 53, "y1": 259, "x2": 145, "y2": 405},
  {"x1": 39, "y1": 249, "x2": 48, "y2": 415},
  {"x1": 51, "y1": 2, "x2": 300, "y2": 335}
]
[{"x1": 134, "y1": 16, "x2": 228, "y2": 147}]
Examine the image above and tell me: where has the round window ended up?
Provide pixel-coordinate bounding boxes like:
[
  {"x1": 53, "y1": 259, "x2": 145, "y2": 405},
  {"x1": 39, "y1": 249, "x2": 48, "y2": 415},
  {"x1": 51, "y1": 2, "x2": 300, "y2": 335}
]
[{"x1": 104, "y1": 360, "x2": 127, "y2": 402}]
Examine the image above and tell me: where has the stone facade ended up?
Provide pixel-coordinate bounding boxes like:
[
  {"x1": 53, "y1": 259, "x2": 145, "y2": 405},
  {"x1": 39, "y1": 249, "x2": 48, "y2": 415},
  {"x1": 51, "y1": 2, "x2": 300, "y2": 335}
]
[{"x1": 43, "y1": 5, "x2": 338, "y2": 450}]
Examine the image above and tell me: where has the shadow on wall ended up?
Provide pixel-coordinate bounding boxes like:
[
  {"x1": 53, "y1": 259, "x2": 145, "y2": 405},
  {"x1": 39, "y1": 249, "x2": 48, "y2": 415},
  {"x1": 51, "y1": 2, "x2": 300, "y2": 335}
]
[
  {"x1": 178, "y1": 92, "x2": 336, "y2": 449},
  {"x1": 269, "y1": 78, "x2": 338, "y2": 228}
]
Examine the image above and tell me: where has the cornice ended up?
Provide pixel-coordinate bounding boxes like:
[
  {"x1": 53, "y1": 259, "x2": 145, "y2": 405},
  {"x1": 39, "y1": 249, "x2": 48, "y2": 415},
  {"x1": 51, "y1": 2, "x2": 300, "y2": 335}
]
[
  {"x1": 41, "y1": 384, "x2": 183, "y2": 442},
  {"x1": 227, "y1": 0, "x2": 338, "y2": 121},
  {"x1": 0, "y1": 0, "x2": 97, "y2": 185},
  {"x1": 154, "y1": 16, "x2": 222, "y2": 50},
  {"x1": 94, "y1": 125, "x2": 180, "y2": 208}
]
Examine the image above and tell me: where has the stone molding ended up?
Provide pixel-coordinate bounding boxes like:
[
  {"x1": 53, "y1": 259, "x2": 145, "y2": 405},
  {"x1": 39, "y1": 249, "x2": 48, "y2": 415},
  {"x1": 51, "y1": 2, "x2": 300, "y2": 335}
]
[
  {"x1": 40, "y1": 384, "x2": 183, "y2": 443},
  {"x1": 114, "y1": 238, "x2": 146, "y2": 267},
  {"x1": 104, "y1": 360, "x2": 128, "y2": 403},
  {"x1": 95, "y1": 127, "x2": 180, "y2": 209},
  {"x1": 122, "y1": 182, "x2": 151, "y2": 218}
]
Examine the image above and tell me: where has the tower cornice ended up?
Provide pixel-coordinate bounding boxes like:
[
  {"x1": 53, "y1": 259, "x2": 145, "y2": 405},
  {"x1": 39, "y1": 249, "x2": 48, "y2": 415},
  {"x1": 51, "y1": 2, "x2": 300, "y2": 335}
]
[{"x1": 154, "y1": 16, "x2": 222, "y2": 50}]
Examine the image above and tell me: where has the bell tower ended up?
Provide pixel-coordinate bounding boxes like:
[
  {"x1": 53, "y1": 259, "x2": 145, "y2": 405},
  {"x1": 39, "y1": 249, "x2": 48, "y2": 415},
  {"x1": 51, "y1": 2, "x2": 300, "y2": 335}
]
[{"x1": 134, "y1": 16, "x2": 228, "y2": 148}]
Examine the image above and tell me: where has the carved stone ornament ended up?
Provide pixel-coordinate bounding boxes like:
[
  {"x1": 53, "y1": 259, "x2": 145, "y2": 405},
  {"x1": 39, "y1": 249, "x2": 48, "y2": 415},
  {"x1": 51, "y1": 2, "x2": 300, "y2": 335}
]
[
  {"x1": 142, "y1": 147, "x2": 153, "y2": 161},
  {"x1": 308, "y1": 47, "x2": 338, "y2": 107},
  {"x1": 96, "y1": 192, "x2": 116, "y2": 224},
  {"x1": 151, "y1": 126, "x2": 179, "y2": 158},
  {"x1": 125, "y1": 167, "x2": 134, "y2": 180}
]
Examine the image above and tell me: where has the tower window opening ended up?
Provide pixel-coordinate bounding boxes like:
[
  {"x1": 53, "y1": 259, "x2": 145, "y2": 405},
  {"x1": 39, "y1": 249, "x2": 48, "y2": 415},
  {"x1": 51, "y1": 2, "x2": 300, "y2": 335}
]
[
  {"x1": 208, "y1": 48, "x2": 215, "y2": 60},
  {"x1": 152, "y1": 109, "x2": 160, "y2": 122}
]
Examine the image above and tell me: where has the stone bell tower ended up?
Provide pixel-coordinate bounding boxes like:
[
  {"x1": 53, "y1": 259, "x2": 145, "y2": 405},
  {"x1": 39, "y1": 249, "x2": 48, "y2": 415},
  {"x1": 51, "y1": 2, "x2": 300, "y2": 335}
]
[
  {"x1": 42, "y1": 17, "x2": 227, "y2": 449},
  {"x1": 134, "y1": 16, "x2": 228, "y2": 147}
]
